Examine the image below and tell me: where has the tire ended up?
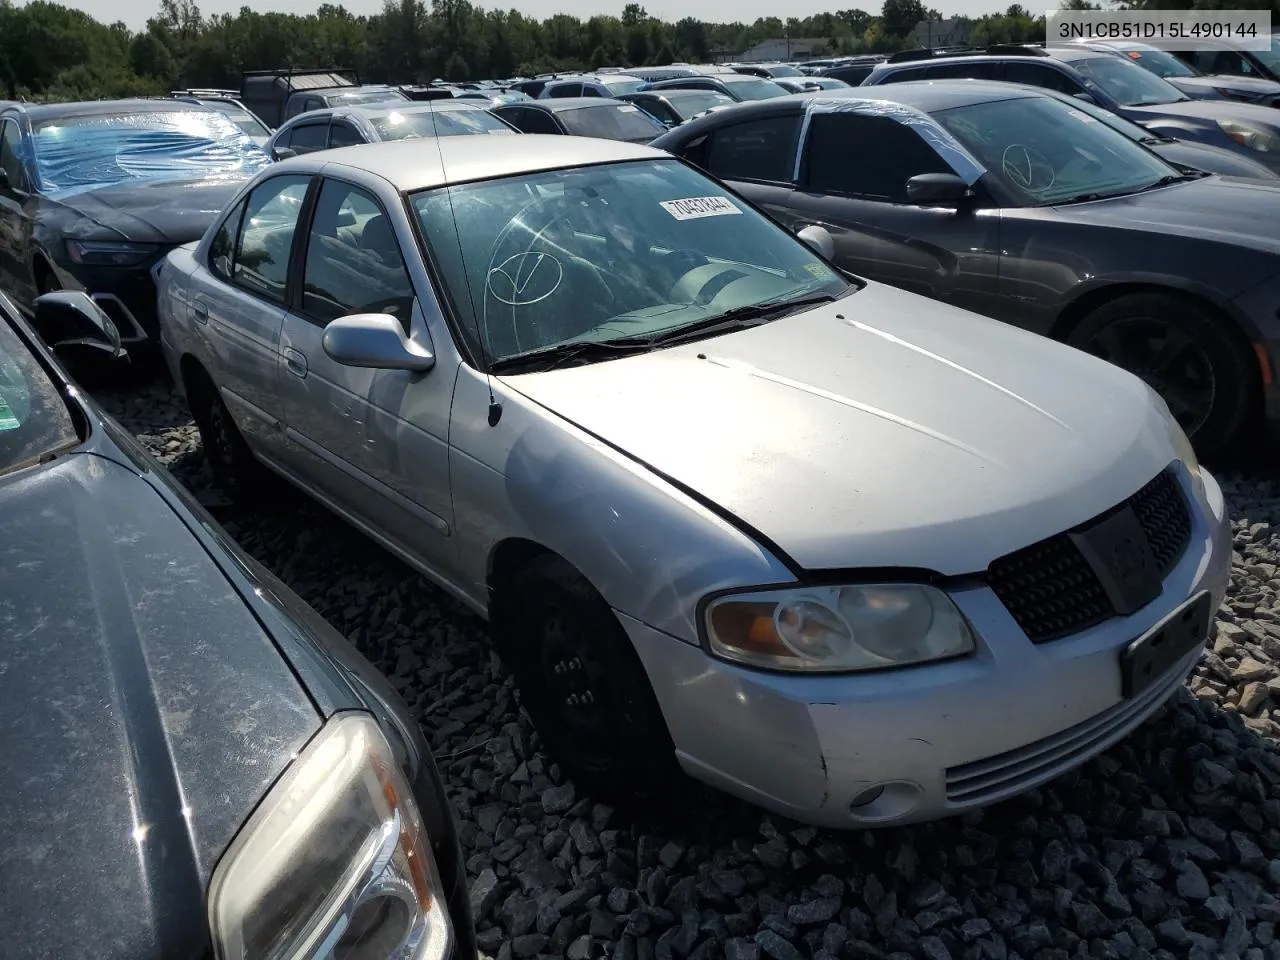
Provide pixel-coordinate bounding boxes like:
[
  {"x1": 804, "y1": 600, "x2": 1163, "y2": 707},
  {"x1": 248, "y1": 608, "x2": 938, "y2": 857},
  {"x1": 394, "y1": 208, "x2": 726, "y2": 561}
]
[
  {"x1": 1066, "y1": 292, "x2": 1256, "y2": 459},
  {"x1": 494, "y1": 554, "x2": 681, "y2": 803},
  {"x1": 185, "y1": 368, "x2": 274, "y2": 503}
]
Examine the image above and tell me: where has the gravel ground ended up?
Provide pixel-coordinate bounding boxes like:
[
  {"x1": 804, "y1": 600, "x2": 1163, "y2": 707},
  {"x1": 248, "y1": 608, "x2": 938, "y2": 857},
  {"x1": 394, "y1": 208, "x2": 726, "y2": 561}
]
[{"x1": 94, "y1": 380, "x2": 1280, "y2": 960}]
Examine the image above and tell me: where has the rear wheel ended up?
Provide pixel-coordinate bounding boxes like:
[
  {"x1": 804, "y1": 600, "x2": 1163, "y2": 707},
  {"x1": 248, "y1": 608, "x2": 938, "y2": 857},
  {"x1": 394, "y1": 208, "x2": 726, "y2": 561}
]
[
  {"x1": 186, "y1": 367, "x2": 275, "y2": 503},
  {"x1": 494, "y1": 554, "x2": 682, "y2": 803},
  {"x1": 1067, "y1": 292, "x2": 1255, "y2": 458}
]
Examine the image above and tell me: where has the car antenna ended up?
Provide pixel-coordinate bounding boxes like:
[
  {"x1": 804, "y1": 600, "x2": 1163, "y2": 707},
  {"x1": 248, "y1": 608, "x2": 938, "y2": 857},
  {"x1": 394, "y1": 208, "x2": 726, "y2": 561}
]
[{"x1": 426, "y1": 105, "x2": 503, "y2": 427}]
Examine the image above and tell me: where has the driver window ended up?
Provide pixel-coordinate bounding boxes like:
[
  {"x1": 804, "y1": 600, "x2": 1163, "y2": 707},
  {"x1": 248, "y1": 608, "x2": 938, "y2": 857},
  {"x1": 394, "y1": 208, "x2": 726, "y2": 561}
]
[
  {"x1": 301, "y1": 179, "x2": 415, "y2": 328},
  {"x1": 805, "y1": 114, "x2": 952, "y2": 202},
  {"x1": 328, "y1": 122, "x2": 364, "y2": 147},
  {"x1": 233, "y1": 175, "x2": 311, "y2": 302},
  {"x1": 0, "y1": 120, "x2": 28, "y2": 192},
  {"x1": 706, "y1": 116, "x2": 801, "y2": 184}
]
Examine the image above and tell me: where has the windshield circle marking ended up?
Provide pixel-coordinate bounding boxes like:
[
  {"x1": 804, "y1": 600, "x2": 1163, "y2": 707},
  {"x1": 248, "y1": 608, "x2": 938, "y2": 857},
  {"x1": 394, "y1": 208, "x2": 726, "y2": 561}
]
[{"x1": 486, "y1": 252, "x2": 565, "y2": 306}]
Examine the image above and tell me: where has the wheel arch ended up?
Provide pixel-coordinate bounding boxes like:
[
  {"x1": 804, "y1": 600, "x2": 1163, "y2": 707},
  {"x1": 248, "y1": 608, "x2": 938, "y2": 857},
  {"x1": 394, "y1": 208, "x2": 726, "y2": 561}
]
[
  {"x1": 1049, "y1": 280, "x2": 1268, "y2": 394},
  {"x1": 178, "y1": 351, "x2": 215, "y2": 400}
]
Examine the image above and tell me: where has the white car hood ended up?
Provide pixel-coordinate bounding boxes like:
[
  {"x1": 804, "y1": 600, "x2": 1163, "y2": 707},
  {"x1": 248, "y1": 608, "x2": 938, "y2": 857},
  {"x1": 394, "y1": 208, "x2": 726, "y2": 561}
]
[{"x1": 502, "y1": 282, "x2": 1183, "y2": 575}]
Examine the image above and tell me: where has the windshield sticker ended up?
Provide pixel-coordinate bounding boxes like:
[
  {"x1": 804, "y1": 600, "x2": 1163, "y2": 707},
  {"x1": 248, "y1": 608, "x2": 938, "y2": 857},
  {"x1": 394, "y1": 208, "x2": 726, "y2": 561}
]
[
  {"x1": 660, "y1": 196, "x2": 742, "y2": 221},
  {"x1": 803, "y1": 262, "x2": 827, "y2": 277},
  {"x1": 616, "y1": 105, "x2": 639, "y2": 113},
  {"x1": 0, "y1": 395, "x2": 19, "y2": 431}
]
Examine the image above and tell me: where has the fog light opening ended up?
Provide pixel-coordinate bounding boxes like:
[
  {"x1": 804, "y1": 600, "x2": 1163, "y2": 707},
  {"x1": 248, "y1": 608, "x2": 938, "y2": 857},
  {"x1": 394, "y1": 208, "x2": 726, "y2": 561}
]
[{"x1": 849, "y1": 785, "x2": 885, "y2": 810}]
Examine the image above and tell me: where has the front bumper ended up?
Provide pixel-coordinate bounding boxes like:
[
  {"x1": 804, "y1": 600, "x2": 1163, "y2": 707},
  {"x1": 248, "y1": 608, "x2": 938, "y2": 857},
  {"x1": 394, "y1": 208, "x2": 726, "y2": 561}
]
[
  {"x1": 52, "y1": 255, "x2": 167, "y2": 347},
  {"x1": 626, "y1": 465, "x2": 1232, "y2": 829}
]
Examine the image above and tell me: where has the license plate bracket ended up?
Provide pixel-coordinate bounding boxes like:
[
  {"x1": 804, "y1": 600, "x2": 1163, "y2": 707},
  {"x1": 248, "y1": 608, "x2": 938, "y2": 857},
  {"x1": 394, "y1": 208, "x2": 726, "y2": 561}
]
[{"x1": 1120, "y1": 590, "x2": 1212, "y2": 699}]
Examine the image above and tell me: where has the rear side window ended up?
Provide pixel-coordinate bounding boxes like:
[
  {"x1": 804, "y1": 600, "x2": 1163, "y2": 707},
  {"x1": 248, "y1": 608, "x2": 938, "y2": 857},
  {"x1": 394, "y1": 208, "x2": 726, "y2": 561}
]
[
  {"x1": 232, "y1": 175, "x2": 311, "y2": 302},
  {"x1": 705, "y1": 115, "x2": 801, "y2": 183},
  {"x1": 289, "y1": 121, "x2": 329, "y2": 153},
  {"x1": 920, "y1": 61, "x2": 1001, "y2": 80},
  {"x1": 549, "y1": 83, "x2": 583, "y2": 98},
  {"x1": 881, "y1": 67, "x2": 926, "y2": 83},
  {"x1": 512, "y1": 108, "x2": 562, "y2": 134}
]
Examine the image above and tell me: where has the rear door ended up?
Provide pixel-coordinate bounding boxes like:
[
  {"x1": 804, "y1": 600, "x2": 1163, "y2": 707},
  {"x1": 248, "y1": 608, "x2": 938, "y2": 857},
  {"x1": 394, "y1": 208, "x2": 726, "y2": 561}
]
[
  {"x1": 275, "y1": 177, "x2": 456, "y2": 573},
  {"x1": 189, "y1": 173, "x2": 313, "y2": 458}
]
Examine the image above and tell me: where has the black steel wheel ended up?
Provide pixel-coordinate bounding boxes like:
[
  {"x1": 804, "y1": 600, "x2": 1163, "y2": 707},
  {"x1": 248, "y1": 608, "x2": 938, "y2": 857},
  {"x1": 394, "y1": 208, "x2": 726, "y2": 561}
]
[
  {"x1": 495, "y1": 554, "x2": 680, "y2": 801},
  {"x1": 1068, "y1": 292, "x2": 1256, "y2": 458}
]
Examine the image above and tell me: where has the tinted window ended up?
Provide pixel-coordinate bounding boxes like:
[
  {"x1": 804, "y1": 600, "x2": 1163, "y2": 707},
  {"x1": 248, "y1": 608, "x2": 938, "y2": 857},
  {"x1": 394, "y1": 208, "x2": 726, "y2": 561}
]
[
  {"x1": 827, "y1": 65, "x2": 876, "y2": 84},
  {"x1": 328, "y1": 121, "x2": 364, "y2": 147},
  {"x1": 706, "y1": 115, "x2": 801, "y2": 183},
  {"x1": 302, "y1": 180, "x2": 414, "y2": 327},
  {"x1": 0, "y1": 319, "x2": 79, "y2": 476},
  {"x1": 549, "y1": 83, "x2": 583, "y2": 98},
  {"x1": 209, "y1": 198, "x2": 247, "y2": 281},
  {"x1": 921, "y1": 61, "x2": 1000, "y2": 80},
  {"x1": 289, "y1": 122, "x2": 330, "y2": 152},
  {"x1": 1187, "y1": 48, "x2": 1256, "y2": 76},
  {"x1": 634, "y1": 98, "x2": 677, "y2": 125},
  {"x1": 558, "y1": 104, "x2": 665, "y2": 141},
  {"x1": 233, "y1": 175, "x2": 311, "y2": 301},
  {"x1": 881, "y1": 67, "x2": 926, "y2": 83},
  {"x1": 805, "y1": 114, "x2": 953, "y2": 201},
  {"x1": 504, "y1": 107, "x2": 560, "y2": 134},
  {"x1": 0, "y1": 120, "x2": 27, "y2": 191},
  {"x1": 1003, "y1": 61, "x2": 1084, "y2": 95}
]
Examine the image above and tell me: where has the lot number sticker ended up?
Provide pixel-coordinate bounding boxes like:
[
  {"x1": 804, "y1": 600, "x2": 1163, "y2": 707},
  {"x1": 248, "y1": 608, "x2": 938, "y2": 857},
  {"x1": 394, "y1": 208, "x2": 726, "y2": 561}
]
[{"x1": 660, "y1": 196, "x2": 743, "y2": 221}]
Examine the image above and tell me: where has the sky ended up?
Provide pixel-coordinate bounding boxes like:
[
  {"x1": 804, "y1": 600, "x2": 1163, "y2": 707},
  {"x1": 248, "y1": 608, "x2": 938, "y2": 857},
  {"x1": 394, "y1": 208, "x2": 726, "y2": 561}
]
[{"x1": 45, "y1": 0, "x2": 1005, "y2": 32}]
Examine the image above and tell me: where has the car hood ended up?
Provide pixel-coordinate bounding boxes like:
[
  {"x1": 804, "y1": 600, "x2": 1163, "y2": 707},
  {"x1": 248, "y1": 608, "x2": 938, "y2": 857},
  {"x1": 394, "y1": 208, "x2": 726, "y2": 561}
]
[
  {"x1": 0, "y1": 452, "x2": 319, "y2": 960},
  {"x1": 1153, "y1": 139, "x2": 1280, "y2": 178},
  {"x1": 50, "y1": 176, "x2": 250, "y2": 245},
  {"x1": 501, "y1": 283, "x2": 1181, "y2": 574},
  {"x1": 1171, "y1": 74, "x2": 1280, "y2": 98},
  {"x1": 1129, "y1": 96, "x2": 1280, "y2": 130},
  {"x1": 1049, "y1": 173, "x2": 1280, "y2": 259}
]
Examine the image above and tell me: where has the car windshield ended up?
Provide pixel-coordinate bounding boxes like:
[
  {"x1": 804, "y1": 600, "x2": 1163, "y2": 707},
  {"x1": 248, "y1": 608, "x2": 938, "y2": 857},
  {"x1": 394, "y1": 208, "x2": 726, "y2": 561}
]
[
  {"x1": 410, "y1": 158, "x2": 851, "y2": 365},
  {"x1": 0, "y1": 318, "x2": 79, "y2": 477},
  {"x1": 371, "y1": 107, "x2": 515, "y2": 139},
  {"x1": 202, "y1": 102, "x2": 271, "y2": 138},
  {"x1": 1253, "y1": 37, "x2": 1280, "y2": 72},
  {"x1": 601, "y1": 77, "x2": 646, "y2": 95},
  {"x1": 328, "y1": 90, "x2": 408, "y2": 107},
  {"x1": 934, "y1": 96, "x2": 1179, "y2": 205},
  {"x1": 558, "y1": 104, "x2": 666, "y2": 141},
  {"x1": 725, "y1": 77, "x2": 788, "y2": 100},
  {"x1": 668, "y1": 91, "x2": 737, "y2": 115},
  {"x1": 1071, "y1": 54, "x2": 1187, "y2": 105},
  {"x1": 1052, "y1": 91, "x2": 1164, "y2": 142},
  {"x1": 31, "y1": 109, "x2": 270, "y2": 196},
  {"x1": 1115, "y1": 47, "x2": 1198, "y2": 79}
]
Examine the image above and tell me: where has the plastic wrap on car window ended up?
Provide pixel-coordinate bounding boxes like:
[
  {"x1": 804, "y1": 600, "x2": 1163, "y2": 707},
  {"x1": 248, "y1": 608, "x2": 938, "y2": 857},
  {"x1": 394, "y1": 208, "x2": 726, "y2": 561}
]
[
  {"x1": 31, "y1": 110, "x2": 272, "y2": 198},
  {"x1": 793, "y1": 97, "x2": 986, "y2": 185}
]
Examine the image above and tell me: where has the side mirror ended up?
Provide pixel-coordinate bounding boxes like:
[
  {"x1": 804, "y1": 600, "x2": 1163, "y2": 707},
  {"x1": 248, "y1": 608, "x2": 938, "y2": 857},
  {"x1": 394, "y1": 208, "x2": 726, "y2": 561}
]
[
  {"x1": 905, "y1": 172, "x2": 973, "y2": 205},
  {"x1": 32, "y1": 290, "x2": 124, "y2": 362},
  {"x1": 322, "y1": 313, "x2": 435, "y2": 372},
  {"x1": 796, "y1": 224, "x2": 835, "y2": 259},
  {"x1": 1072, "y1": 91, "x2": 1097, "y2": 105},
  {"x1": 273, "y1": 146, "x2": 298, "y2": 161}
]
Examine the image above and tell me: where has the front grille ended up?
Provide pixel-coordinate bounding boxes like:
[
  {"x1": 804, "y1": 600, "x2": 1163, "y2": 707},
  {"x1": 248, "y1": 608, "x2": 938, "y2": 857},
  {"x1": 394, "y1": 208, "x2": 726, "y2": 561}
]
[
  {"x1": 944, "y1": 644, "x2": 1196, "y2": 805},
  {"x1": 987, "y1": 469, "x2": 1192, "y2": 643}
]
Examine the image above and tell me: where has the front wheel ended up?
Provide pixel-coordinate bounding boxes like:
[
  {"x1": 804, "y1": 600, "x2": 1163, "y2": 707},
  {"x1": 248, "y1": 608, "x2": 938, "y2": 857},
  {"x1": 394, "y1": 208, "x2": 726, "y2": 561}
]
[
  {"x1": 494, "y1": 555, "x2": 681, "y2": 803},
  {"x1": 1067, "y1": 292, "x2": 1256, "y2": 458}
]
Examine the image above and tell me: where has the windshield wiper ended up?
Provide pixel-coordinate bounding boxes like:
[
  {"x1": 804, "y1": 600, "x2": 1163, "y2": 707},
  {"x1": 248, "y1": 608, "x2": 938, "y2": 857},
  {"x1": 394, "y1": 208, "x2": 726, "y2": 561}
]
[
  {"x1": 631, "y1": 293, "x2": 839, "y2": 347},
  {"x1": 1139, "y1": 135, "x2": 1177, "y2": 145},
  {"x1": 488, "y1": 338, "x2": 651, "y2": 373},
  {"x1": 1050, "y1": 173, "x2": 1199, "y2": 206},
  {"x1": 1134, "y1": 173, "x2": 1203, "y2": 192}
]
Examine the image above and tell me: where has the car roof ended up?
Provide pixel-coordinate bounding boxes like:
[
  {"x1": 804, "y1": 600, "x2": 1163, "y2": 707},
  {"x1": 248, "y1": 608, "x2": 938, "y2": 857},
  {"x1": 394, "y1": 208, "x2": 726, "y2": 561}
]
[
  {"x1": 286, "y1": 134, "x2": 665, "y2": 192},
  {"x1": 514, "y1": 97, "x2": 627, "y2": 111},
  {"x1": 10, "y1": 98, "x2": 206, "y2": 122}
]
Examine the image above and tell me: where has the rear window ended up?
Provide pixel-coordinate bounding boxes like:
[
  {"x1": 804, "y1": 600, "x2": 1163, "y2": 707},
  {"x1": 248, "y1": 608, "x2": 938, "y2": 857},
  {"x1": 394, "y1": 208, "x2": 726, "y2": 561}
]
[
  {"x1": 371, "y1": 107, "x2": 515, "y2": 139},
  {"x1": 558, "y1": 104, "x2": 666, "y2": 141}
]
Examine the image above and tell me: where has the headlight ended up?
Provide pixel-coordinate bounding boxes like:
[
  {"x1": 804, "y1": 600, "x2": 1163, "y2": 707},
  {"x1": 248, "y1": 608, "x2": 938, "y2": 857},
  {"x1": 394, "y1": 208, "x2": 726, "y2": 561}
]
[
  {"x1": 704, "y1": 583, "x2": 976, "y2": 673},
  {"x1": 1217, "y1": 118, "x2": 1280, "y2": 153},
  {"x1": 1145, "y1": 383, "x2": 1199, "y2": 476},
  {"x1": 65, "y1": 239, "x2": 159, "y2": 266},
  {"x1": 208, "y1": 712, "x2": 452, "y2": 960}
]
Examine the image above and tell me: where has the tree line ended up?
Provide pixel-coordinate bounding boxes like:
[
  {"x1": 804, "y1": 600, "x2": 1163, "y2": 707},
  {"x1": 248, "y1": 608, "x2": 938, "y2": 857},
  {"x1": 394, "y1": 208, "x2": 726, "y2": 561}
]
[{"x1": 0, "y1": 0, "x2": 1269, "y2": 101}]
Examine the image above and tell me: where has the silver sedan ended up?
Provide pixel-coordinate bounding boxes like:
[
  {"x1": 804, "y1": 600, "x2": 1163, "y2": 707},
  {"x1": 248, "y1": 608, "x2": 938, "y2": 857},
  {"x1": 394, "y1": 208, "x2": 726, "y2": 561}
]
[{"x1": 155, "y1": 136, "x2": 1231, "y2": 828}]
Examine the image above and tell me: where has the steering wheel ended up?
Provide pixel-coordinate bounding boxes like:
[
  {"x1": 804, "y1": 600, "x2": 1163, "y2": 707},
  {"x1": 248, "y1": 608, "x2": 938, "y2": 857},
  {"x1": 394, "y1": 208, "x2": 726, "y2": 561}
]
[
  {"x1": 484, "y1": 207, "x2": 619, "y2": 354},
  {"x1": 1002, "y1": 144, "x2": 1056, "y2": 193},
  {"x1": 657, "y1": 248, "x2": 709, "y2": 284}
]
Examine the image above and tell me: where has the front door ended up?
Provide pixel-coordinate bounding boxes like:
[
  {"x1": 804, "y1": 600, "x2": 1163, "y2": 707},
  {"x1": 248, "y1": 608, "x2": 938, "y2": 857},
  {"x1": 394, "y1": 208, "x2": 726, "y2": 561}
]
[
  {"x1": 276, "y1": 176, "x2": 457, "y2": 575},
  {"x1": 786, "y1": 111, "x2": 1003, "y2": 318}
]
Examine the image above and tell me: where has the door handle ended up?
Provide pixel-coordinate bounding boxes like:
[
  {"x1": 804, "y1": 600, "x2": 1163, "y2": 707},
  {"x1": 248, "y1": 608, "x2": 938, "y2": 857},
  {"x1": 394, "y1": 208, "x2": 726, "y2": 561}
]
[
  {"x1": 190, "y1": 300, "x2": 209, "y2": 324},
  {"x1": 283, "y1": 347, "x2": 308, "y2": 378}
]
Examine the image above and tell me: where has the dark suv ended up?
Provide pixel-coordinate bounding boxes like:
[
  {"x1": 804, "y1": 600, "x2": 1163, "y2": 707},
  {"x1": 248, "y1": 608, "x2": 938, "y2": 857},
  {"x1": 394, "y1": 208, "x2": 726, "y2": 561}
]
[
  {"x1": 862, "y1": 45, "x2": 1280, "y2": 174},
  {"x1": 0, "y1": 288, "x2": 475, "y2": 960}
]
